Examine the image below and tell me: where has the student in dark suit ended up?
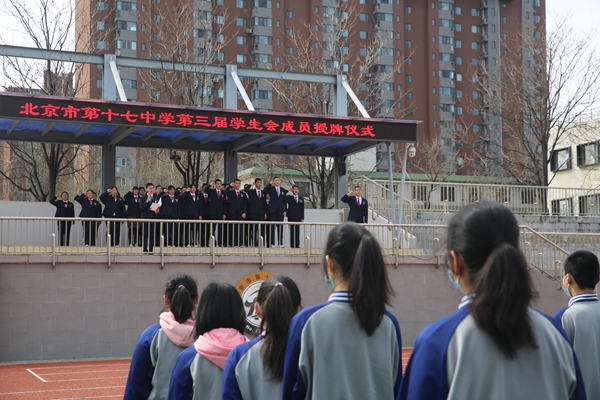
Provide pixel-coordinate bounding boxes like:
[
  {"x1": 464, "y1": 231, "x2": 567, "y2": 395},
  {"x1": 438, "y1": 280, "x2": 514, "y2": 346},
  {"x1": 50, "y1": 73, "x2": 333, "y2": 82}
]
[
  {"x1": 286, "y1": 185, "x2": 305, "y2": 248},
  {"x1": 341, "y1": 186, "x2": 368, "y2": 224},
  {"x1": 245, "y1": 178, "x2": 267, "y2": 247},
  {"x1": 180, "y1": 184, "x2": 203, "y2": 247},
  {"x1": 264, "y1": 177, "x2": 288, "y2": 248},
  {"x1": 123, "y1": 186, "x2": 142, "y2": 246},
  {"x1": 199, "y1": 183, "x2": 211, "y2": 246},
  {"x1": 205, "y1": 179, "x2": 227, "y2": 246},
  {"x1": 158, "y1": 185, "x2": 181, "y2": 246},
  {"x1": 140, "y1": 183, "x2": 160, "y2": 253},
  {"x1": 100, "y1": 186, "x2": 126, "y2": 246},
  {"x1": 224, "y1": 179, "x2": 247, "y2": 247},
  {"x1": 75, "y1": 189, "x2": 102, "y2": 246},
  {"x1": 50, "y1": 191, "x2": 75, "y2": 246}
]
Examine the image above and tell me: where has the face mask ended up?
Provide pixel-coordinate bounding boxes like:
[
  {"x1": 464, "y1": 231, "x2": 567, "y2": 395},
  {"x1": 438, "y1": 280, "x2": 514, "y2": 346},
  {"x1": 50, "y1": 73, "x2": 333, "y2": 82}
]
[
  {"x1": 447, "y1": 269, "x2": 464, "y2": 294},
  {"x1": 562, "y1": 280, "x2": 571, "y2": 298},
  {"x1": 324, "y1": 274, "x2": 335, "y2": 290}
]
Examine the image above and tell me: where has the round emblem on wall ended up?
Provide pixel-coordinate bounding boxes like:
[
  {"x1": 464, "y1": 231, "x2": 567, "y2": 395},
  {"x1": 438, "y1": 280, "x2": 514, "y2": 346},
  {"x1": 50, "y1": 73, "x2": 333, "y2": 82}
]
[{"x1": 236, "y1": 271, "x2": 275, "y2": 336}]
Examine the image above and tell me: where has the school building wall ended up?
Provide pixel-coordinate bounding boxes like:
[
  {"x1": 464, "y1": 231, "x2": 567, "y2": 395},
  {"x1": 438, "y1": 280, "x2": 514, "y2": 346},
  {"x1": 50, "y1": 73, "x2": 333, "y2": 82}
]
[{"x1": 0, "y1": 254, "x2": 570, "y2": 363}]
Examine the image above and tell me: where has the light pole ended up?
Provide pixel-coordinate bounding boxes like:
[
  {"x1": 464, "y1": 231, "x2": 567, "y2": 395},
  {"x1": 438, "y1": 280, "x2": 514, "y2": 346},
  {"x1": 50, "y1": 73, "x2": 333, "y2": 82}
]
[
  {"x1": 386, "y1": 142, "x2": 395, "y2": 226},
  {"x1": 398, "y1": 143, "x2": 416, "y2": 227}
]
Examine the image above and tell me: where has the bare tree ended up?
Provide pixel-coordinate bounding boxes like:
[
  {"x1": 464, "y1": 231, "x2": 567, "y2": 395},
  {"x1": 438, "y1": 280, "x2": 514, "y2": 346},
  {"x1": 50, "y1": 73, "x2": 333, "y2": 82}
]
[
  {"x1": 260, "y1": 2, "x2": 411, "y2": 208},
  {"x1": 0, "y1": 0, "x2": 105, "y2": 200},
  {"x1": 137, "y1": 2, "x2": 233, "y2": 186},
  {"x1": 469, "y1": 16, "x2": 600, "y2": 186}
]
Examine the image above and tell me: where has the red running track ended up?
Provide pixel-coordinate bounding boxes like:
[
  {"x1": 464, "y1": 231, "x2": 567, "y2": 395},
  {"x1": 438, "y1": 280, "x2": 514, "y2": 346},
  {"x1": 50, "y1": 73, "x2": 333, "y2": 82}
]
[{"x1": 0, "y1": 349, "x2": 412, "y2": 399}]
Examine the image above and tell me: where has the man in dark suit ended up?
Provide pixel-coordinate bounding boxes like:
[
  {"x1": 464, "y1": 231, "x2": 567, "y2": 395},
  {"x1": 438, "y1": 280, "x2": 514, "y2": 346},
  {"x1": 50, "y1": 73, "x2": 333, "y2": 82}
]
[
  {"x1": 199, "y1": 183, "x2": 211, "y2": 246},
  {"x1": 341, "y1": 186, "x2": 368, "y2": 224},
  {"x1": 158, "y1": 185, "x2": 181, "y2": 246},
  {"x1": 180, "y1": 184, "x2": 202, "y2": 246},
  {"x1": 264, "y1": 176, "x2": 288, "y2": 248},
  {"x1": 49, "y1": 191, "x2": 75, "y2": 246},
  {"x1": 123, "y1": 186, "x2": 142, "y2": 246},
  {"x1": 205, "y1": 179, "x2": 227, "y2": 246},
  {"x1": 140, "y1": 183, "x2": 160, "y2": 252},
  {"x1": 286, "y1": 185, "x2": 305, "y2": 248},
  {"x1": 245, "y1": 178, "x2": 267, "y2": 247},
  {"x1": 224, "y1": 179, "x2": 247, "y2": 247},
  {"x1": 99, "y1": 186, "x2": 126, "y2": 246},
  {"x1": 75, "y1": 189, "x2": 102, "y2": 246}
]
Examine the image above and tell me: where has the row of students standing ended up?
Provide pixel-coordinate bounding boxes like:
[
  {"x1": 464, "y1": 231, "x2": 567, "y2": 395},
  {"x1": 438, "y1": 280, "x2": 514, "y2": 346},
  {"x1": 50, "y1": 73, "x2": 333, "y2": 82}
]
[{"x1": 124, "y1": 201, "x2": 594, "y2": 400}]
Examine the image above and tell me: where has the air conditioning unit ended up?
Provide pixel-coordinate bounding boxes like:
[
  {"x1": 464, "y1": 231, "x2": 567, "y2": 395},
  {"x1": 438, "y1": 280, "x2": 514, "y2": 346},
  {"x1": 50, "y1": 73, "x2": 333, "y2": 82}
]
[
  {"x1": 246, "y1": 29, "x2": 253, "y2": 34},
  {"x1": 323, "y1": 13, "x2": 329, "y2": 18}
]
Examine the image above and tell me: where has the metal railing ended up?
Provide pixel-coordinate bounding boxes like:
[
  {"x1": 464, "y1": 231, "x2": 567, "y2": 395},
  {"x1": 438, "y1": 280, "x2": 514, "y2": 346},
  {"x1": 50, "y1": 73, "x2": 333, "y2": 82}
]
[
  {"x1": 520, "y1": 226, "x2": 569, "y2": 287},
  {"x1": 355, "y1": 176, "x2": 600, "y2": 217}
]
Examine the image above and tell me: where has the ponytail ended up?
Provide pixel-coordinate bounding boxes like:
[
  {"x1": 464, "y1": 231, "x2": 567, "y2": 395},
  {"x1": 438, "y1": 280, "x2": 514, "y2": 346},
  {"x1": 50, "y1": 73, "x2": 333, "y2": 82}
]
[
  {"x1": 257, "y1": 276, "x2": 301, "y2": 381},
  {"x1": 164, "y1": 274, "x2": 198, "y2": 323},
  {"x1": 447, "y1": 201, "x2": 538, "y2": 359},
  {"x1": 470, "y1": 243, "x2": 538, "y2": 358},
  {"x1": 324, "y1": 223, "x2": 393, "y2": 336}
]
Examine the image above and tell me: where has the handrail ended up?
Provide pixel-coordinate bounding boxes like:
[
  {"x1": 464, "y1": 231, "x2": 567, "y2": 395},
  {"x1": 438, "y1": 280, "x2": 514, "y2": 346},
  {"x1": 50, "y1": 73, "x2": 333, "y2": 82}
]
[
  {"x1": 521, "y1": 226, "x2": 569, "y2": 256},
  {"x1": 357, "y1": 175, "x2": 413, "y2": 204}
]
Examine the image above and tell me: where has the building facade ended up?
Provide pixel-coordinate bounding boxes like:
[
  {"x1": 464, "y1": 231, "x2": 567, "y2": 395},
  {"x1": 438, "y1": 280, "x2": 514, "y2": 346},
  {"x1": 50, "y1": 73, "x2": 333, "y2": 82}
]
[{"x1": 76, "y1": 0, "x2": 545, "y2": 178}]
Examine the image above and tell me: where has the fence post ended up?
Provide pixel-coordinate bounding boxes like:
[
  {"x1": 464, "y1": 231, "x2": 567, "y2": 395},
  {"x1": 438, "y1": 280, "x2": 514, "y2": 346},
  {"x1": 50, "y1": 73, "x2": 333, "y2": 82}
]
[
  {"x1": 51, "y1": 233, "x2": 56, "y2": 269},
  {"x1": 305, "y1": 236, "x2": 311, "y2": 269},
  {"x1": 160, "y1": 235, "x2": 165, "y2": 269},
  {"x1": 393, "y1": 237, "x2": 398, "y2": 268},
  {"x1": 107, "y1": 233, "x2": 111, "y2": 270},
  {"x1": 259, "y1": 235, "x2": 265, "y2": 270},
  {"x1": 210, "y1": 235, "x2": 216, "y2": 269}
]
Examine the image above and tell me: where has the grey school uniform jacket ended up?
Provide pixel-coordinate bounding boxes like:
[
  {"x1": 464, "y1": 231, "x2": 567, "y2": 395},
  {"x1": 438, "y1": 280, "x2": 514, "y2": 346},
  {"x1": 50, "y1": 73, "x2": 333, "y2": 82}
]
[
  {"x1": 222, "y1": 336, "x2": 281, "y2": 400},
  {"x1": 555, "y1": 293, "x2": 600, "y2": 400},
  {"x1": 399, "y1": 295, "x2": 586, "y2": 400},
  {"x1": 282, "y1": 291, "x2": 403, "y2": 400}
]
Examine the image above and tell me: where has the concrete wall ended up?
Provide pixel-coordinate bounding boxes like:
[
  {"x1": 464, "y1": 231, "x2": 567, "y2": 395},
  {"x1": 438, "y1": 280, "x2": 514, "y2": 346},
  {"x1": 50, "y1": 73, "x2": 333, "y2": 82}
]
[
  {"x1": 0, "y1": 254, "x2": 570, "y2": 362},
  {"x1": 412, "y1": 211, "x2": 600, "y2": 233}
]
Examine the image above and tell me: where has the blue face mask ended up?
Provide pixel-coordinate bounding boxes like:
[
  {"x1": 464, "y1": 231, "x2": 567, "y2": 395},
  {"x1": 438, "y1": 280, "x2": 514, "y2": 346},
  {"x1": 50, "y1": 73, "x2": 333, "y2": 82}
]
[
  {"x1": 324, "y1": 274, "x2": 335, "y2": 290},
  {"x1": 562, "y1": 283, "x2": 571, "y2": 298},
  {"x1": 447, "y1": 269, "x2": 464, "y2": 294}
]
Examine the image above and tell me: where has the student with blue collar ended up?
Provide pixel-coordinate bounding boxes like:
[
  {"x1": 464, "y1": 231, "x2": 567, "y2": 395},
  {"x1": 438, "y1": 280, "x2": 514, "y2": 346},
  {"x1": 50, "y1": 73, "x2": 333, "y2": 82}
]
[
  {"x1": 223, "y1": 276, "x2": 302, "y2": 400},
  {"x1": 124, "y1": 274, "x2": 198, "y2": 400},
  {"x1": 399, "y1": 201, "x2": 586, "y2": 400},
  {"x1": 555, "y1": 250, "x2": 600, "y2": 400},
  {"x1": 168, "y1": 282, "x2": 248, "y2": 400},
  {"x1": 282, "y1": 222, "x2": 402, "y2": 400}
]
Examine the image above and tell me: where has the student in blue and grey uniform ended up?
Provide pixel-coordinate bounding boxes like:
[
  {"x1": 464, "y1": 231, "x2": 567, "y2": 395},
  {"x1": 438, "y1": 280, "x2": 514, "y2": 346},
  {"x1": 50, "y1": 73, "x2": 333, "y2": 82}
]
[
  {"x1": 399, "y1": 201, "x2": 586, "y2": 400},
  {"x1": 124, "y1": 274, "x2": 198, "y2": 400},
  {"x1": 223, "y1": 276, "x2": 302, "y2": 400},
  {"x1": 168, "y1": 282, "x2": 248, "y2": 400},
  {"x1": 555, "y1": 250, "x2": 600, "y2": 400},
  {"x1": 282, "y1": 222, "x2": 402, "y2": 400}
]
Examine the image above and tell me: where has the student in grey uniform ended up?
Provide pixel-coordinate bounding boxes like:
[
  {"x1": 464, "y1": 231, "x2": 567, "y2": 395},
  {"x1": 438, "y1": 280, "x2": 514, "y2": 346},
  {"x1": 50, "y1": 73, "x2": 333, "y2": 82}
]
[
  {"x1": 223, "y1": 276, "x2": 302, "y2": 400},
  {"x1": 124, "y1": 274, "x2": 198, "y2": 400},
  {"x1": 168, "y1": 282, "x2": 248, "y2": 400},
  {"x1": 399, "y1": 201, "x2": 586, "y2": 400},
  {"x1": 555, "y1": 250, "x2": 600, "y2": 400},
  {"x1": 282, "y1": 222, "x2": 402, "y2": 400}
]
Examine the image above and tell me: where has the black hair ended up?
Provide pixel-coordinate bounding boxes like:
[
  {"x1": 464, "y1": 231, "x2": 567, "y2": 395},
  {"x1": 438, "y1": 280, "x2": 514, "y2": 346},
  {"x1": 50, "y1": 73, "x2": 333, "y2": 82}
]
[
  {"x1": 110, "y1": 186, "x2": 117, "y2": 190},
  {"x1": 132, "y1": 186, "x2": 139, "y2": 190},
  {"x1": 447, "y1": 201, "x2": 537, "y2": 359},
  {"x1": 146, "y1": 182, "x2": 154, "y2": 188},
  {"x1": 61, "y1": 191, "x2": 69, "y2": 196},
  {"x1": 272, "y1": 176, "x2": 280, "y2": 180},
  {"x1": 254, "y1": 178, "x2": 262, "y2": 183},
  {"x1": 258, "y1": 276, "x2": 302, "y2": 381},
  {"x1": 355, "y1": 186, "x2": 361, "y2": 189},
  {"x1": 168, "y1": 185, "x2": 175, "y2": 190},
  {"x1": 190, "y1": 184, "x2": 197, "y2": 190},
  {"x1": 234, "y1": 178, "x2": 241, "y2": 183},
  {"x1": 194, "y1": 282, "x2": 245, "y2": 338},
  {"x1": 292, "y1": 185, "x2": 299, "y2": 189},
  {"x1": 164, "y1": 274, "x2": 198, "y2": 323},
  {"x1": 86, "y1": 189, "x2": 95, "y2": 194},
  {"x1": 564, "y1": 250, "x2": 600, "y2": 290},
  {"x1": 323, "y1": 222, "x2": 392, "y2": 336}
]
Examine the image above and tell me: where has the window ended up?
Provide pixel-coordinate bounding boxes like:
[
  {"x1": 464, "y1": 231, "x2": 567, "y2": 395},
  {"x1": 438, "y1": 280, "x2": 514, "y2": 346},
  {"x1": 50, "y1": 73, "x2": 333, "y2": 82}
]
[
  {"x1": 501, "y1": 16, "x2": 507, "y2": 24},
  {"x1": 454, "y1": 23, "x2": 462, "y2": 32},
  {"x1": 440, "y1": 2, "x2": 452, "y2": 11},
  {"x1": 214, "y1": 15, "x2": 225, "y2": 24},
  {"x1": 577, "y1": 142, "x2": 599, "y2": 166},
  {"x1": 97, "y1": 1, "x2": 109, "y2": 11},
  {"x1": 407, "y1": 92, "x2": 413, "y2": 100},
  {"x1": 237, "y1": 36, "x2": 247, "y2": 45},
  {"x1": 97, "y1": 40, "x2": 109, "y2": 50},
  {"x1": 237, "y1": 0, "x2": 247, "y2": 7},
  {"x1": 534, "y1": 15, "x2": 541, "y2": 23},
  {"x1": 253, "y1": 17, "x2": 272, "y2": 26},
  {"x1": 141, "y1": 43, "x2": 146, "y2": 51},
  {"x1": 405, "y1": 23, "x2": 412, "y2": 31},
  {"x1": 152, "y1": 14, "x2": 161, "y2": 22},
  {"x1": 252, "y1": 90, "x2": 272, "y2": 99},
  {"x1": 237, "y1": 18, "x2": 247, "y2": 26},
  {"x1": 551, "y1": 198, "x2": 573, "y2": 216},
  {"x1": 454, "y1": 6, "x2": 461, "y2": 14},
  {"x1": 121, "y1": 79, "x2": 136, "y2": 89},
  {"x1": 550, "y1": 148, "x2": 571, "y2": 172},
  {"x1": 251, "y1": 53, "x2": 272, "y2": 63},
  {"x1": 252, "y1": 35, "x2": 272, "y2": 45},
  {"x1": 360, "y1": 13, "x2": 370, "y2": 22},
  {"x1": 441, "y1": 187, "x2": 455, "y2": 202},
  {"x1": 97, "y1": 79, "x2": 103, "y2": 88},
  {"x1": 455, "y1": 56, "x2": 462, "y2": 65},
  {"x1": 405, "y1": 6, "x2": 411, "y2": 13},
  {"x1": 374, "y1": 12, "x2": 393, "y2": 22},
  {"x1": 406, "y1": 75, "x2": 412, "y2": 82},
  {"x1": 254, "y1": 0, "x2": 272, "y2": 7},
  {"x1": 471, "y1": 8, "x2": 480, "y2": 17},
  {"x1": 285, "y1": 11, "x2": 293, "y2": 18},
  {"x1": 471, "y1": 25, "x2": 480, "y2": 33},
  {"x1": 440, "y1": 19, "x2": 452, "y2": 28},
  {"x1": 455, "y1": 40, "x2": 462, "y2": 48},
  {"x1": 439, "y1": 87, "x2": 454, "y2": 95},
  {"x1": 359, "y1": 31, "x2": 369, "y2": 39},
  {"x1": 286, "y1": 46, "x2": 293, "y2": 54},
  {"x1": 472, "y1": 58, "x2": 479, "y2": 66},
  {"x1": 236, "y1": 54, "x2": 247, "y2": 63},
  {"x1": 116, "y1": 1, "x2": 136, "y2": 11},
  {"x1": 405, "y1": 40, "x2": 412, "y2": 48},
  {"x1": 471, "y1": 42, "x2": 480, "y2": 50}
]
